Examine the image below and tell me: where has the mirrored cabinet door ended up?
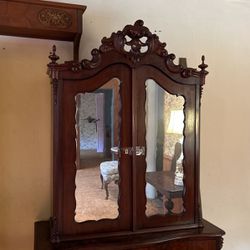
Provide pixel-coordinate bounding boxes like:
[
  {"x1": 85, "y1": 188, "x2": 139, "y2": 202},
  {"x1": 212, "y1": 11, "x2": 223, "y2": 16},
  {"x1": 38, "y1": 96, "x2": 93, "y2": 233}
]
[
  {"x1": 49, "y1": 20, "x2": 208, "y2": 243},
  {"x1": 57, "y1": 66, "x2": 133, "y2": 237},
  {"x1": 144, "y1": 79, "x2": 185, "y2": 217},
  {"x1": 74, "y1": 79, "x2": 121, "y2": 222},
  {"x1": 133, "y1": 66, "x2": 196, "y2": 229}
]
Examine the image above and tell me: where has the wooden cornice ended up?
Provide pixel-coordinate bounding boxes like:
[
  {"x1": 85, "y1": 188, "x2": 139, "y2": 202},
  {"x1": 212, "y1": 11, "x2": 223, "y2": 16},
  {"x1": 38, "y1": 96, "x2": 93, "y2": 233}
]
[{"x1": 0, "y1": 0, "x2": 86, "y2": 60}]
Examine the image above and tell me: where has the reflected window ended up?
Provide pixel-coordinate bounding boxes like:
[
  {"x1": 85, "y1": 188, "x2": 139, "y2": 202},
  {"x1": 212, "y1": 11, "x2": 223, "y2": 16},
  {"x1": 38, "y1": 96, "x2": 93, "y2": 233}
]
[
  {"x1": 74, "y1": 78, "x2": 121, "y2": 222},
  {"x1": 145, "y1": 79, "x2": 185, "y2": 217}
]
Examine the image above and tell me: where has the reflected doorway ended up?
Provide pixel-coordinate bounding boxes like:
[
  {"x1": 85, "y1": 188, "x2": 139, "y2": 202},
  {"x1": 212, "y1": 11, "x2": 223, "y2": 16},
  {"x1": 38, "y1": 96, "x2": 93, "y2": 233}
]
[{"x1": 74, "y1": 78, "x2": 120, "y2": 222}]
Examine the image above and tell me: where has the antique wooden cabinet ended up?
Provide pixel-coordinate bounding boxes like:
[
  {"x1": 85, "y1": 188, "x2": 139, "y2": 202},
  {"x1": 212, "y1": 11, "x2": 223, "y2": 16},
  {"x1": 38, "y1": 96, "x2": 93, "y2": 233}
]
[{"x1": 35, "y1": 20, "x2": 225, "y2": 249}]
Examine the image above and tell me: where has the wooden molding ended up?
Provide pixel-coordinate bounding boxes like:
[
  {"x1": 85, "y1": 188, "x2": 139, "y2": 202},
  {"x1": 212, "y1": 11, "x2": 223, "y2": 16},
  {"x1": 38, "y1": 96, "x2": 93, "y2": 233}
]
[{"x1": 0, "y1": 0, "x2": 86, "y2": 60}]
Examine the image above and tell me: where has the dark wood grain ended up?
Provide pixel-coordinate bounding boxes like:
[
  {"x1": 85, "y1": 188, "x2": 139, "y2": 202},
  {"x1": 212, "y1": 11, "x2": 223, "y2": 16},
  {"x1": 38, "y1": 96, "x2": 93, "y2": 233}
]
[
  {"x1": 146, "y1": 172, "x2": 183, "y2": 194},
  {"x1": 35, "y1": 219, "x2": 225, "y2": 250},
  {"x1": 46, "y1": 19, "x2": 224, "y2": 248}
]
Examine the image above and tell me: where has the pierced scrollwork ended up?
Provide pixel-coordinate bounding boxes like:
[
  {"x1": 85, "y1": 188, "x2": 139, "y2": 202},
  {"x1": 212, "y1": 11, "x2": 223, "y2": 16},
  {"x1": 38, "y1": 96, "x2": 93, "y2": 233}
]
[
  {"x1": 79, "y1": 19, "x2": 168, "y2": 68},
  {"x1": 99, "y1": 19, "x2": 167, "y2": 65},
  {"x1": 47, "y1": 20, "x2": 208, "y2": 86},
  {"x1": 79, "y1": 20, "x2": 207, "y2": 80}
]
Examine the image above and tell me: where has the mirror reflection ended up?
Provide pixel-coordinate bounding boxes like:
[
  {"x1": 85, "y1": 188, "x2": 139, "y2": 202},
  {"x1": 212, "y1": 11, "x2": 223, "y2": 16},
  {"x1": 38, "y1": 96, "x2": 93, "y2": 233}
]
[
  {"x1": 145, "y1": 79, "x2": 185, "y2": 217},
  {"x1": 74, "y1": 79, "x2": 120, "y2": 222}
]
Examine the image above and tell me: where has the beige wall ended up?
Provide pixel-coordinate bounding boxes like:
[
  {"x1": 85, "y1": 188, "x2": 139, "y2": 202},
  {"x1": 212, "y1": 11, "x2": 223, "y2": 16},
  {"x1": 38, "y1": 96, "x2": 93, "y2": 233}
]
[
  {"x1": 0, "y1": 37, "x2": 72, "y2": 250},
  {"x1": 1, "y1": 0, "x2": 250, "y2": 249}
]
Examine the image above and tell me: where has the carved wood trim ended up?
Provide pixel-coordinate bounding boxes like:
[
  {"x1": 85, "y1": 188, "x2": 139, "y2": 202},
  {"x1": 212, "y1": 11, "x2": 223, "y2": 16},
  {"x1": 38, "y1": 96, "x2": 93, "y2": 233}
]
[
  {"x1": 47, "y1": 45, "x2": 60, "y2": 105},
  {"x1": 48, "y1": 20, "x2": 208, "y2": 86},
  {"x1": 81, "y1": 20, "x2": 205, "y2": 76},
  {"x1": 217, "y1": 237, "x2": 224, "y2": 250}
]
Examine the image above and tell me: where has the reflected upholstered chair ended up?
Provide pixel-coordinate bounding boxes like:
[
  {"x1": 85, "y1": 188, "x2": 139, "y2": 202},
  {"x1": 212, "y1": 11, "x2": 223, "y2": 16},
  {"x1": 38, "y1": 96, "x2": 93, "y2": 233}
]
[{"x1": 100, "y1": 160, "x2": 119, "y2": 199}]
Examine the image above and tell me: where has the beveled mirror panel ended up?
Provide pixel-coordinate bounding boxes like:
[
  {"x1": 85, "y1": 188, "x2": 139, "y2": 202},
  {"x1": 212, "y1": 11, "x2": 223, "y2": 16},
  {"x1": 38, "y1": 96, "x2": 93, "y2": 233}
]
[
  {"x1": 74, "y1": 79, "x2": 121, "y2": 222},
  {"x1": 145, "y1": 79, "x2": 185, "y2": 217}
]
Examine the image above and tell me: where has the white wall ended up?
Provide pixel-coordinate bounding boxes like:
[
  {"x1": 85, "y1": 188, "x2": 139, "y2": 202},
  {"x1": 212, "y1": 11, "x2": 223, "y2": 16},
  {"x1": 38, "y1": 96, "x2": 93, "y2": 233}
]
[{"x1": 1, "y1": 0, "x2": 250, "y2": 249}]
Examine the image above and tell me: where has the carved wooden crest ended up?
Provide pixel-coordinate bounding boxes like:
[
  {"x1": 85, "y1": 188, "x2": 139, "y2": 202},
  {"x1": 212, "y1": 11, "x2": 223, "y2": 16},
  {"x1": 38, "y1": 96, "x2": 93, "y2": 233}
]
[
  {"x1": 100, "y1": 20, "x2": 167, "y2": 64},
  {"x1": 81, "y1": 20, "x2": 167, "y2": 69},
  {"x1": 48, "y1": 20, "x2": 208, "y2": 84}
]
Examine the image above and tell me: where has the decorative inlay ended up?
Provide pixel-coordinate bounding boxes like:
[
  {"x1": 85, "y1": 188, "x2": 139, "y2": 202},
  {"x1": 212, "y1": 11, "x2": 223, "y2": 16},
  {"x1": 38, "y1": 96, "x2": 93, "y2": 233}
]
[{"x1": 38, "y1": 8, "x2": 72, "y2": 29}]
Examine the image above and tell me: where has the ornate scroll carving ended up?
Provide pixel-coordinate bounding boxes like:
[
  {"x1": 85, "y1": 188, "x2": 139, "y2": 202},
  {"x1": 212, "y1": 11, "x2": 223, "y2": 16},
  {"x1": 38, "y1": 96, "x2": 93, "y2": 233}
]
[
  {"x1": 81, "y1": 49, "x2": 101, "y2": 69},
  {"x1": 38, "y1": 8, "x2": 72, "y2": 29},
  {"x1": 100, "y1": 19, "x2": 167, "y2": 64},
  {"x1": 79, "y1": 20, "x2": 207, "y2": 80},
  {"x1": 80, "y1": 20, "x2": 167, "y2": 68},
  {"x1": 165, "y1": 53, "x2": 199, "y2": 78},
  {"x1": 47, "y1": 20, "x2": 208, "y2": 86}
]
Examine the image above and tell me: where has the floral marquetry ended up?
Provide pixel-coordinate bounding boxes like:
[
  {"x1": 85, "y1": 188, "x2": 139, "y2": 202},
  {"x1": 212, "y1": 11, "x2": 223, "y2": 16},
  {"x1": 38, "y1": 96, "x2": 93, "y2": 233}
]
[{"x1": 38, "y1": 8, "x2": 72, "y2": 29}]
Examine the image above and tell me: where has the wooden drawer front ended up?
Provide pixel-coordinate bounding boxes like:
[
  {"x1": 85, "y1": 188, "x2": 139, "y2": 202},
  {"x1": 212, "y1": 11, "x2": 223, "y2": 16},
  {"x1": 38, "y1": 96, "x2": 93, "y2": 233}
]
[{"x1": 134, "y1": 239, "x2": 217, "y2": 250}]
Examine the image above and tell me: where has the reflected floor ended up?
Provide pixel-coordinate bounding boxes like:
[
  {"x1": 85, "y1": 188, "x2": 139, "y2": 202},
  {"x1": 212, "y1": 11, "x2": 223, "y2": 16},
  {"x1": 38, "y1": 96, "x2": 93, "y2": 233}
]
[
  {"x1": 146, "y1": 196, "x2": 184, "y2": 217},
  {"x1": 75, "y1": 166, "x2": 166, "y2": 222},
  {"x1": 75, "y1": 165, "x2": 119, "y2": 222}
]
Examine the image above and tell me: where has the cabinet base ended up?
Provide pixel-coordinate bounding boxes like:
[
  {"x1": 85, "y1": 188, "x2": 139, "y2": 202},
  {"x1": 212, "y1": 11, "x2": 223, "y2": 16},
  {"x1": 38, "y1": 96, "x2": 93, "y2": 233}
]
[{"x1": 34, "y1": 219, "x2": 224, "y2": 250}]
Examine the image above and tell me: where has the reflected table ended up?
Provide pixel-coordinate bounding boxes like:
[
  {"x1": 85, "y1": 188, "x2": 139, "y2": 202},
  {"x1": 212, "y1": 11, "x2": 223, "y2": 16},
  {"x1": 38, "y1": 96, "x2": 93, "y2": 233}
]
[{"x1": 146, "y1": 171, "x2": 183, "y2": 214}]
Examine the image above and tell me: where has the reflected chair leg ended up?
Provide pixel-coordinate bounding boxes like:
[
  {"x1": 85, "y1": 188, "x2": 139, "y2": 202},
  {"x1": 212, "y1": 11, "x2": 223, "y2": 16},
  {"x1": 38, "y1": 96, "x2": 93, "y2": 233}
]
[
  {"x1": 164, "y1": 194, "x2": 174, "y2": 215},
  {"x1": 104, "y1": 182, "x2": 109, "y2": 200},
  {"x1": 163, "y1": 195, "x2": 168, "y2": 214},
  {"x1": 100, "y1": 174, "x2": 104, "y2": 189}
]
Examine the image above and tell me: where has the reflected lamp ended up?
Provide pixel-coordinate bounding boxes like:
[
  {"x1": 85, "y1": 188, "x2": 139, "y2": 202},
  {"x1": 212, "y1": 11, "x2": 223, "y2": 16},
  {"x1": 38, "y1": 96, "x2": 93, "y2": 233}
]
[{"x1": 167, "y1": 110, "x2": 184, "y2": 186}]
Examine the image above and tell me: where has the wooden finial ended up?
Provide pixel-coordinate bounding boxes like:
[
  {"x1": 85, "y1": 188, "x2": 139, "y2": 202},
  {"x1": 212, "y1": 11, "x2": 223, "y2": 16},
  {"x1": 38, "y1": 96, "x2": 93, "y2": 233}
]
[
  {"x1": 198, "y1": 55, "x2": 208, "y2": 99},
  {"x1": 198, "y1": 55, "x2": 208, "y2": 74},
  {"x1": 49, "y1": 45, "x2": 59, "y2": 65}
]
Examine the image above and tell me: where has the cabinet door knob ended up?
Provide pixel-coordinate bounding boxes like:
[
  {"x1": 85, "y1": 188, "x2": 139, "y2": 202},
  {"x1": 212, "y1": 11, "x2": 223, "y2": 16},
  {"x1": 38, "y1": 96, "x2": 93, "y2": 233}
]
[
  {"x1": 118, "y1": 147, "x2": 145, "y2": 156},
  {"x1": 135, "y1": 146, "x2": 145, "y2": 156}
]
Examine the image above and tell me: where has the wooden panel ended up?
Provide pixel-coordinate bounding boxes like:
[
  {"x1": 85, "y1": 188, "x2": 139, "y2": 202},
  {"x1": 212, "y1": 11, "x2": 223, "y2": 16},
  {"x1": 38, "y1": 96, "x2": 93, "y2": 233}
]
[
  {"x1": 34, "y1": 219, "x2": 224, "y2": 250},
  {"x1": 0, "y1": 0, "x2": 86, "y2": 41},
  {"x1": 46, "y1": 20, "x2": 222, "y2": 244}
]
